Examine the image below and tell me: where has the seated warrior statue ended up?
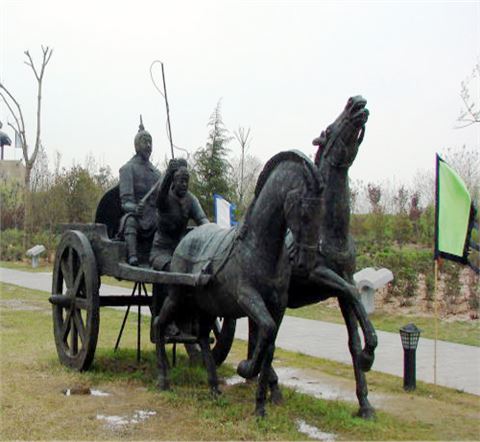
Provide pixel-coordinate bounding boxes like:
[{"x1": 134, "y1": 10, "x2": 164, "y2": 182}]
[
  {"x1": 119, "y1": 118, "x2": 162, "y2": 266},
  {"x1": 150, "y1": 158, "x2": 209, "y2": 271}
]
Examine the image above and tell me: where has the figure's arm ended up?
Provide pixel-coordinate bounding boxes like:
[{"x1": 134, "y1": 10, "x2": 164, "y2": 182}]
[
  {"x1": 119, "y1": 165, "x2": 137, "y2": 214},
  {"x1": 190, "y1": 194, "x2": 209, "y2": 225},
  {"x1": 156, "y1": 162, "x2": 176, "y2": 211}
]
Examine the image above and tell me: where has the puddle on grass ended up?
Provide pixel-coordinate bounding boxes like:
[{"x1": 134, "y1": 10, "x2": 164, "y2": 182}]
[
  {"x1": 296, "y1": 419, "x2": 336, "y2": 441},
  {"x1": 225, "y1": 366, "x2": 386, "y2": 405},
  {"x1": 97, "y1": 410, "x2": 157, "y2": 429},
  {"x1": 275, "y1": 367, "x2": 356, "y2": 402}
]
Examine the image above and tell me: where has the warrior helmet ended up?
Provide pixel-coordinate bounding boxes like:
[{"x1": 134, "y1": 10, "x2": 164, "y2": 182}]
[{"x1": 134, "y1": 115, "x2": 152, "y2": 152}]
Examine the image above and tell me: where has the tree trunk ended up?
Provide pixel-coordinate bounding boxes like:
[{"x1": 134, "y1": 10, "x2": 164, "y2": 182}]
[{"x1": 23, "y1": 164, "x2": 33, "y2": 250}]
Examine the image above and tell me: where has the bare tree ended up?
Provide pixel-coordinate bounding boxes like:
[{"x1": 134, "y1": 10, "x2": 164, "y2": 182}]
[
  {"x1": 0, "y1": 46, "x2": 53, "y2": 239},
  {"x1": 233, "y1": 126, "x2": 251, "y2": 209},
  {"x1": 0, "y1": 46, "x2": 53, "y2": 190},
  {"x1": 442, "y1": 145, "x2": 480, "y2": 202},
  {"x1": 457, "y1": 61, "x2": 480, "y2": 128},
  {"x1": 230, "y1": 153, "x2": 262, "y2": 216}
]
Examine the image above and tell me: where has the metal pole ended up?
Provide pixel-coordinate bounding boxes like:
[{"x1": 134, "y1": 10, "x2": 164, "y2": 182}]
[
  {"x1": 434, "y1": 259, "x2": 439, "y2": 385},
  {"x1": 403, "y1": 349, "x2": 417, "y2": 391},
  {"x1": 161, "y1": 62, "x2": 174, "y2": 159},
  {"x1": 137, "y1": 282, "x2": 142, "y2": 363}
]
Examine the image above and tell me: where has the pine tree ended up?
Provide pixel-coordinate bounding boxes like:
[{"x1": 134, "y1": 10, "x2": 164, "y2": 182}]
[{"x1": 191, "y1": 100, "x2": 233, "y2": 219}]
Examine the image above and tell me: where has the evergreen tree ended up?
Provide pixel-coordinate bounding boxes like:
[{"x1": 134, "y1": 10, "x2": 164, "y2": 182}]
[{"x1": 191, "y1": 100, "x2": 233, "y2": 219}]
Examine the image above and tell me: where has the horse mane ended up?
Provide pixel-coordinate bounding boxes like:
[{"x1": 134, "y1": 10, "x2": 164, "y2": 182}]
[
  {"x1": 254, "y1": 150, "x2": 320, "y2": 198},
  {"x1": 238, "y1": 150, "x2": 322, "y2": 239}
]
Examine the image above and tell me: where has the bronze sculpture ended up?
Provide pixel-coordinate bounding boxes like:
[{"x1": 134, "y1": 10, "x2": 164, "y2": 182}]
[
  {"x1": 262, "y1": 96, "x2": 377, "y2": 419},
  {"x1": 153, "y1": 151, "x2": 324, "y2": 417},
  {"x1": 150, "y1": 158, "x2": 209, "y2": 271},
  {"x1": 119, "y1": 119, "x2": 161, "y2": 266}
]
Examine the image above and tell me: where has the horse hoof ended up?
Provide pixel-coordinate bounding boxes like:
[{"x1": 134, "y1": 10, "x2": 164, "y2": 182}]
[
  {"x1": 359, "y1": 350, "x2": 374, "y2": 372},
  {"x1": 237, "y1": 360, "x2": 253, "y2": 379},
  {"x1": 156, "y1": 377, "x2": 170, "y2": 391},
  {"x1": 211, "y1": 387, "x2": 222, "y2": 399},
  {"x1": 255, "y1": 407, "x2": 266, "y2": 418},
  {"x1": 357, "y1": 406, "x2": 375, "y2": 420},
  {"x1": 270, "y1": 387, "x2": 284, "y2": 405}
]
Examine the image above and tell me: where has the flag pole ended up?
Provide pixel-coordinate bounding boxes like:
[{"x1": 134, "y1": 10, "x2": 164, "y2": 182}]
[{"x1": 433, "y1": 258, "x2": 439, "y2": 385}]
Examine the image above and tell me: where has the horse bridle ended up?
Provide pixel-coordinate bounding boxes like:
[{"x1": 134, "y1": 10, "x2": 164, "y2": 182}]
[{"x1": 322, "y1": 119, "x2": 365, "y2": 169}]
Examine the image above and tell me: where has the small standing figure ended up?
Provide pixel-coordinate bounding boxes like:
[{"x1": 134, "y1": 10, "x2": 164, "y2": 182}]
[
  {"x1": 119, "y1": 118, "x2": 161, "y2": 266},
  {"x1": 150, "y1": 158, "x2": 209, "y2": 271}
]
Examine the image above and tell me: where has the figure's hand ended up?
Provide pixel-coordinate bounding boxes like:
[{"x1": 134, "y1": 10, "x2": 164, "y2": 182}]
[
  {"x1": 123, "y1": 202, "x2": 137, "y2": 214},
  {"x1": 168, "y1": 158, "x2": 182, "y2": 169},
  {"x1": 136, "y1": 201, "x2": 145, "y2": 217},
  {"x1": 166, "y1": 159, "x2": 181, "y2": 176}
]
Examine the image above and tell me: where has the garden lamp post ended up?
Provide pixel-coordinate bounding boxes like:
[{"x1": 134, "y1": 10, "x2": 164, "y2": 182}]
[{"x1": 399, "y1": 323, "x2": 421, "y2": 391}]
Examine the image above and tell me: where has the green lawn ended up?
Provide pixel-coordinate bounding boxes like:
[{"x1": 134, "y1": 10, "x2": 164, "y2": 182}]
[{"x1": 2, "y1": 281, "x2": 479, "y2": 440}]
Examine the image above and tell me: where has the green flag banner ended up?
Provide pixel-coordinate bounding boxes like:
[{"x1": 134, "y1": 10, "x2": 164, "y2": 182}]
[{"x1": 434, "y1": 154, "x2": 475, "y2": 265}]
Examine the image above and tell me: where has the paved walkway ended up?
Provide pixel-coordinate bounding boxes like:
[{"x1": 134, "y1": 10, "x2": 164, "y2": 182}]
[{"x1": 1, "y1": 267, "x2": 479, "y2": 395}]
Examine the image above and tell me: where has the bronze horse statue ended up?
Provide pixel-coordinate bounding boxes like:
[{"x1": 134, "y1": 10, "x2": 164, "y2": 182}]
[
  {"x1": 154, "y1": 151, "x2": 324, "y2": 417},
  {"x1": 248, "y1": 96, "x2": 377, "y2": 419}
]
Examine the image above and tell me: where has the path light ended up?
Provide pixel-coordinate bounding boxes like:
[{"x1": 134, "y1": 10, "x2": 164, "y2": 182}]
[{"x1": 399, "y1": 323, "x2": 421, "y2": 391}]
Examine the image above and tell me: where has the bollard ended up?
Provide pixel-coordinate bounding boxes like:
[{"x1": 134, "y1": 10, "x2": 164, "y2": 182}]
[{"x1": 399, "y1": 323, "x2": 421, "y2": 391}]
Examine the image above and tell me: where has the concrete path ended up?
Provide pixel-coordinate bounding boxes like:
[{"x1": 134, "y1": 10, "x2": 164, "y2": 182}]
[{"x1": 1, "y1": 267, "x2": 479, "y2": 395}]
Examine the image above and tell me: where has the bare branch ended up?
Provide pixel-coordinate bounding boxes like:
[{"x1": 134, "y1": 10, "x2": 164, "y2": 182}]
[
  {"x1": 30, "y1": 46, "x2": 53, "y2": 168},
  {"x1": 0, "y1": 46, "x2": 53, "y2": 172},
  {"x1": 0, "y1": 83, "x2": 25, "y2": 129},
  {"x1": 0, "y1": 87, "x2": 28, "y2": 159},
  {"x1": 24, "y1": 50, "x2": 40, "y2": 81},
  {"x1": 456, "y1": 61, "x2": 480, "y2": 128},
  {"x1": 0, "y1": 91, "x2": 21, "y2": 130}
]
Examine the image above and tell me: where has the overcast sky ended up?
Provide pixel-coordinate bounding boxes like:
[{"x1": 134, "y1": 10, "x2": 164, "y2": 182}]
[{"x1": 1, "y1": 0, "x2": 479, "y2": 185}]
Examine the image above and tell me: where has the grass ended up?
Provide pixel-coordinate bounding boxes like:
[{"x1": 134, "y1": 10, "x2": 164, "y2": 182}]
[
  {"x1": 287, "y1": 303, "x2": 480, "y2": 347},
  {"x1": 2, "y1": 259, "x2": 479, "y2": 347},
  {"x1": 1, "y1": 282, "x2": 480, "y2": 440},
  {"x1": 0, "y1": 259, "x2": 53, "y2": 273}
]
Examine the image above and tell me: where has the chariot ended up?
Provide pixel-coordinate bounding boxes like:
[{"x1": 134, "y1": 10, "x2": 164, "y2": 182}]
[{"x1": 48, "y1": 185, "x2": 236, "y2": 371}]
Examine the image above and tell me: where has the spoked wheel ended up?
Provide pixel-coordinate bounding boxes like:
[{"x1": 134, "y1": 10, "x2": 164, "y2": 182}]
[{"x1": 50, "y1": 230, "x2": 99, "y2": 371}]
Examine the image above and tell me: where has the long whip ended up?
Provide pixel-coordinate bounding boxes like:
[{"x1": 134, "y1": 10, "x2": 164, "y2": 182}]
[{"x1": 150, "y1": 60, "x2": 174, "y2": 159}]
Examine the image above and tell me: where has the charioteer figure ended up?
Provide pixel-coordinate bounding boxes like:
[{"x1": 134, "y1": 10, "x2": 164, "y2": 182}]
[
  {"x1": 150, "y1": 158, "x2": 209, "y2": 271},
  {"x1": 119, "y1": 118, "x2": 162, "y2": 266}
]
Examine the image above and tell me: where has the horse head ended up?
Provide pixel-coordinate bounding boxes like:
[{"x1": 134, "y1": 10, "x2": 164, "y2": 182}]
[
  {"x1": 313, "y1": 95, "x2": 369, "y2": 169},
  {"x1": 283, "y1": 159, "x2": 323, "y2": 276}
]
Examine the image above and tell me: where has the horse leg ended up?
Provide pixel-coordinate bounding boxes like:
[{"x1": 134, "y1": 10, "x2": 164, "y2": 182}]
[
  {"x1": 154, "y1": 285, "x2": 182, "y2": 390},
  {"x1": 153, "y1": 285, "x2": 181, "y2": 338},
  {"x1": 338, "y1": 297, "x2": 375, "y2": 419},
  {"x1": 268, "y1": 364, "x2": 283, "y2": 405},
  {"x1": 346, "y1": 285, "x2": 377, "y2": 371},
  {"x1": 236, "y1": 287, "x2": 277, "y2": 380},
  {"x1": 198, "y1": 317, "x2": 221, "y2": 397},
  {"x1": 249, "y1": 319, "x2": 282, "y2": 404},
  {"x1": 310, "y1": 266, "x2": 377, "y2": 370},
  {"x1": 255, "y1": 343, "x2": 275, "y2": 417},
  {"x1": 156, "y1": 337, "x2": 170, "y2": 390}
]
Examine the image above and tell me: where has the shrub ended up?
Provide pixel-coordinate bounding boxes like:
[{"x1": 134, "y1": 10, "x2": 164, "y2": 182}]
[
  {"x1": 356, "y1": 246, "x2": 433, "y2": 306},
  {"x1": 0, "y1": 229, "x2": 59, "y2": 262},
  {"x1": 0, "y1": 229, "x2": 25, "y2": 261}
]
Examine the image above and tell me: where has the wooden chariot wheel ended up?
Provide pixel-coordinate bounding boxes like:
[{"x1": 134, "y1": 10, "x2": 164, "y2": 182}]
[{"x1": 51, "y1": 230, "x2": 100, "y2": 371}]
